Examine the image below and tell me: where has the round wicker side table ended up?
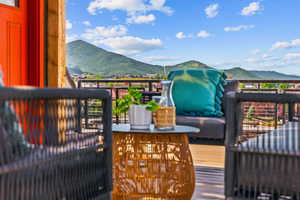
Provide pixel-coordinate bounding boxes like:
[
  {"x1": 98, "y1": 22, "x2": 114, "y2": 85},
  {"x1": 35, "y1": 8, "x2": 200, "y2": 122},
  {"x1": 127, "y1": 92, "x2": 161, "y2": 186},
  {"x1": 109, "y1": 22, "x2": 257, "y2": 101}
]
[{"x1": 112, "y1": 124, "x2": 200, "y2": 200}]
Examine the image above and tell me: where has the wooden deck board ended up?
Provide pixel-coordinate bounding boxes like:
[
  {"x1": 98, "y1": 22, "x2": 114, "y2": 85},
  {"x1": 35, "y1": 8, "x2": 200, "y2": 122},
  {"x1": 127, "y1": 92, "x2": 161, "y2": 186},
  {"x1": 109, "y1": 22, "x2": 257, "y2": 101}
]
[{"x1": 190, "y1": 144, "x2": 225, "y2": 200}]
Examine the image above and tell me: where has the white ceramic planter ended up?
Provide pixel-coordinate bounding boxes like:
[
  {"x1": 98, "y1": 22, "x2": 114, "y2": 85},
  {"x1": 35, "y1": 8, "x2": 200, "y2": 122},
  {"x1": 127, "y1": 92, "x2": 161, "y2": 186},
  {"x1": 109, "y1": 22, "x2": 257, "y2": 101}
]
[{"x1": 129, "y1": 105, "x2": 152, "y2": 130}]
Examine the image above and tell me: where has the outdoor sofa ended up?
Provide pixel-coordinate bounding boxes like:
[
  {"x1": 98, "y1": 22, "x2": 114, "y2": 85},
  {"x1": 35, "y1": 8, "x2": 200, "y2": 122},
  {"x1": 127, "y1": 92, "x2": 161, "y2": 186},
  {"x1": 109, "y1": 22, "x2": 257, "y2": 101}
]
[{"x1": 0, "y1": 87, "x2": 112, "y2": 200}]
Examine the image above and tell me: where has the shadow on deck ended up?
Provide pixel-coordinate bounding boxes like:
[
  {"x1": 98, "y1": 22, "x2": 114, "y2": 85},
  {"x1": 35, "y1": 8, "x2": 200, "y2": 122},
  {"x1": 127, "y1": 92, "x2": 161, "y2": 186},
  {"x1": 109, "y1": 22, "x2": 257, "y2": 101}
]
[{"x1": 191, "y1": 144, "x2": 225, "y2": 200}]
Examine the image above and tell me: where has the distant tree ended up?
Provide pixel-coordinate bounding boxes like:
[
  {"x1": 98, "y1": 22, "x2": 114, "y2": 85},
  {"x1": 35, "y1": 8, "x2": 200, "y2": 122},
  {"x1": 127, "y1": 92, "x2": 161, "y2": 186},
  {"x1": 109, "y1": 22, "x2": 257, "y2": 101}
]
[
  {"x1": 86, "y1": 74, "x2": 103, "y2": 80},
  {"x1": 279, "y1": 83, "x2": 290, "y2": 90},
  {"x1": 94, "y1": 74, "x2": 103, "y2": 80},
  {"x1": 153, "y1": 74, "x2": 162, "y2": 80},
  {"x1": 261, "y1": 83, "x2": 277, "y2": 89},
  {"x1": 153, "y1": 74, "x2": 166, "y2": 80},
  {"x1": 239, "y1": 83, "x2": 246, "y2": 89}
]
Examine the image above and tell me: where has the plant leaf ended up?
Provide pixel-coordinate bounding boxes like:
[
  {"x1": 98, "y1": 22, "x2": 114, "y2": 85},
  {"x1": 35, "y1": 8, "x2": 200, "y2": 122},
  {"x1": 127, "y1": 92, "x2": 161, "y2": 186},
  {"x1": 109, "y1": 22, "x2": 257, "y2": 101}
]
[{"x1": 145, "y1": 101, "x2": 160, "y2": 112}]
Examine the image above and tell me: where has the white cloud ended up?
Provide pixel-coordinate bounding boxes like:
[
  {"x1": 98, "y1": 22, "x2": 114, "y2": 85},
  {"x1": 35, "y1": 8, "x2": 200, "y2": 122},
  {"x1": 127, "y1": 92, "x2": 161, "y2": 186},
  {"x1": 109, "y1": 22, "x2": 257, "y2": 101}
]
[
  {"x1": 270, "y1": 39, "x2": 300, "y2": 51},
  {"x1": 81, "y1": 25, "x2": 128, "y2": 40},
  {"x1": 176, "y1": 32, "x2": 186, "y2": 39},
  {"x1": 197, "y1": 30, "x2": 211, "y2": 38},
  {"x1": 149, "y1": 0, "x2": 173, "y2": 15},
  {"x1": 270, "y1": 42, "x2": 290, "y2": 50},
  {"x1": 127, "y1": 14, "x2": 156, "y2": 24},
  {"x1": 224, "y1": 25, "x2": 255, "y2": 32},
  {"x1": 241, "y1": 2, "x2": 262, "y2": 16},
  {"x1": 292, "y1": 39, "x2": 300, "y2": 46},
  {"x1": 96, "y1": 36, "x2": 163, "y2": 55},
  {"x1": 215, "y1": 53, "x2": 300, "y2": 72},
  {"x1": 175, "y1": 31, "x2": 211, "y2": 39},
  {"x1": 262, "y1": 54, "x2": 271, "y2": 59},
  {"x1": 250, "y1": 49, "x2": 261, "y2": 55},
  {"x1": 83, "y1": 21, "x2": 92, "y2": 26},
  {"x1": 66, "y1": 20, "x2": 73, "y2": 30},
  {"x1": 87, "y1": 0, "x2": 145, "y2": 14},
  {"x1": 261, "y1": 54, "x2": 280, "y2": 61},
  {"x1": 245, "y1": 54, "x2": 281, "y2": 64},
  {"x1": 245, "y1": 58, "x2": 259, "y2": 63},
  {"x1": 144, "y1": 56, "x2": 180, "y2": 62},
  {"x1": 205, "y1": 3, "x2": 219, "y2": 18},
  {"x1": 87, "y1": 0, "x2": 173, "y2": 15},
  {"x1": 66, "y1": 34, "x2": 79, "y2": 43},
  {"x1": 284, "y1": 53, "x2": 300, "y2": 60}
]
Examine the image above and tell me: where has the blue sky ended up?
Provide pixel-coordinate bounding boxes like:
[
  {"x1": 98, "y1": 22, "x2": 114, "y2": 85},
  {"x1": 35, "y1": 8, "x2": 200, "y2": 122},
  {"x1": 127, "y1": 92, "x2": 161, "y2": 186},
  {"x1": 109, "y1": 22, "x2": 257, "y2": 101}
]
[{"x1": 66, "y1": 0, "x2": 300, "y2": 75}]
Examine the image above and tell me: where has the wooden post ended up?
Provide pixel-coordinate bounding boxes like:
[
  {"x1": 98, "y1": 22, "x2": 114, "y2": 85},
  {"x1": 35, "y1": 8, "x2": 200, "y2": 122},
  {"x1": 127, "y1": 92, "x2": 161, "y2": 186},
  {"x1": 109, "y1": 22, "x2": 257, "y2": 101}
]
[
  {"x1": 46, "y1": 0, "x2": 70, "y2": 144},
  {"x1": 47, "y1": 0, "x2": 66, "y2": 88}
]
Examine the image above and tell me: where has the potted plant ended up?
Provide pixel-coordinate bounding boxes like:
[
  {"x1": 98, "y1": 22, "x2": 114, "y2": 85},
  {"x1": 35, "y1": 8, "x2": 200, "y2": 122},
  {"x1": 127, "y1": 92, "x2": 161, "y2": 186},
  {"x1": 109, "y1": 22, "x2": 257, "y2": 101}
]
[{"x1": 114, "y1": 87, "x2": 159, "y2": 130}]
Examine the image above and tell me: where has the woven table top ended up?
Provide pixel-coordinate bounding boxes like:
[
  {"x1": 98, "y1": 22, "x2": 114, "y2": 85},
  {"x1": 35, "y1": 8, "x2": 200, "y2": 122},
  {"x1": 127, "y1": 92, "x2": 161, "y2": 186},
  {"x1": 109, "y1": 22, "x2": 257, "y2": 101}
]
[{"x1": 112, "y1": 124, "x2": 200, "y2": 134}]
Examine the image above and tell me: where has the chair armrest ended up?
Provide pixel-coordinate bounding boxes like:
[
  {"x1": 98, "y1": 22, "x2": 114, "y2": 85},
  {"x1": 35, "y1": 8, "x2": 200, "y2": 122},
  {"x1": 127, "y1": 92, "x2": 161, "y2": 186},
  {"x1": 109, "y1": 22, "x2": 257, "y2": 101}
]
[
  {"x1": 225, "y1": 92, "x2": 300, "y2": 147},
  {"x1": 224, "y1": 91, "x2": 239, "y2": 146},
  {"x1": 0, "y1": 136, "x2": 103, "y2": 176}
]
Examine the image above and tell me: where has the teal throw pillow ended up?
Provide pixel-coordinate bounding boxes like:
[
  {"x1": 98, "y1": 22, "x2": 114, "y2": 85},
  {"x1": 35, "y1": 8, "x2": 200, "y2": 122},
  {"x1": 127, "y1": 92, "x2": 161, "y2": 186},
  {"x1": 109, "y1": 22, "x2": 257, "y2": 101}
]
[{"x1": 168, "y1": 69, "x2": 227, "y2": 117}]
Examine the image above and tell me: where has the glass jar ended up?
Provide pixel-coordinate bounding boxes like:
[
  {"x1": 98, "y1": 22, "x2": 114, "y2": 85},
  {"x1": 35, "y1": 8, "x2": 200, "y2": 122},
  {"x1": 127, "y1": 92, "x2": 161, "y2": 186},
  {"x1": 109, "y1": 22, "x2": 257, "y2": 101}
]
[{"x1": 154, "y1": 80, "x2": 176, "y2": 130}]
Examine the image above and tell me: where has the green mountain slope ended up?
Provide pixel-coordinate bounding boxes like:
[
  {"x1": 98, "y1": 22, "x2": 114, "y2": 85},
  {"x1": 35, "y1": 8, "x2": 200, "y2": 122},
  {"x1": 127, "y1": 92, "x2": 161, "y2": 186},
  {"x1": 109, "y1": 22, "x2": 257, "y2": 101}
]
[
  {"x1": 166, "y1": 60, "x2": 213, "y2": 72},
  {"x1": 250, "y1": 71, "x2": 300, "y2": 80},
  {"x1": 224, "y1": 67, "x2": 260, "y2": 80},
  {"x1": 67, "y1": 40, "x2": 163, "y2": 76},
  {"x1": 67, "y1": 40, "x2": 300, "y2": 80}
]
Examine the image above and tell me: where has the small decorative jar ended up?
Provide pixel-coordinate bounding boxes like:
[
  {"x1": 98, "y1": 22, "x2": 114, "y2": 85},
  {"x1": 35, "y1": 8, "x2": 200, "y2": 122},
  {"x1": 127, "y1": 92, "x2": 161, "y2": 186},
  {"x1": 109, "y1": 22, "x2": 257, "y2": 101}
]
[{"x1": 154, "y1": 80, "x2": 176, "y2": 130}]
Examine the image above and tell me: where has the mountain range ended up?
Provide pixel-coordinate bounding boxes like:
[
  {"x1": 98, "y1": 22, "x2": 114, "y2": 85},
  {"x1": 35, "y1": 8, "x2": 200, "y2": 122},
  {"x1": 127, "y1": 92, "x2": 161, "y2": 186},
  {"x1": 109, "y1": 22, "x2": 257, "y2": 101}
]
[{"x1": 67, "y1": 40, "x2": 300, "y2": 80}]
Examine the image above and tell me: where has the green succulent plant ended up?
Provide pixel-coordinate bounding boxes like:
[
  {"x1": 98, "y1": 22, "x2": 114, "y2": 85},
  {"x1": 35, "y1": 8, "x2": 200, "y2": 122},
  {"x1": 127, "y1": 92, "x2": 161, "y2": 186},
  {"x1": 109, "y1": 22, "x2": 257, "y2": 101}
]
[{"x1": 114, "y1": 87, "x2": 160, "y2": 115}]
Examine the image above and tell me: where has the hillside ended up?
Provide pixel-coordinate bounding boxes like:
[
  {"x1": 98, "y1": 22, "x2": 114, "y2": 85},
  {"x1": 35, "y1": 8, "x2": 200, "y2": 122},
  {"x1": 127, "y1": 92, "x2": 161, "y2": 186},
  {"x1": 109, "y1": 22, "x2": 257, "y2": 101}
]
[
  {"x1": 250, "y1": 71, "x2": 300, "y2": 80},
  {"x1": 67, "y1": 40, "x2": 163, "y2": 76},
  {"x1": 225, "y1": 67, "x2": 259, "y2": 80},
  {"x1": 67, "y1": 40, "x2": 300, "y2": 80},
  {"x1": 166, "y1": 60, "x2": 213, "y2": 72}
]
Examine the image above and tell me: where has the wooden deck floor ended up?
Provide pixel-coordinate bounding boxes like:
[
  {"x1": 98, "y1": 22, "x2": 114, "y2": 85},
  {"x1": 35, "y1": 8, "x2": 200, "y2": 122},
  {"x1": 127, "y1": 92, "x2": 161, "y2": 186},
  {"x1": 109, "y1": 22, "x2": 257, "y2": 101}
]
[{"x1": 190, "y1": 144, "x2": 225, "y2": 200}]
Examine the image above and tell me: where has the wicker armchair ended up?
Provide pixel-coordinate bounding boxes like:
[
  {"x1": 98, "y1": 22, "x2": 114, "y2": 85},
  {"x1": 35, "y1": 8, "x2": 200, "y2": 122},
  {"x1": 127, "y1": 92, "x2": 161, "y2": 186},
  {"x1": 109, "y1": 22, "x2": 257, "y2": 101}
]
[
  {"x1": 0, "y1": 87, "x2": 112, "y2": 200},
  {"x1": 225, "y1": 92, "x2": 300, "y2": 199},
  {"x1": 142, "y1": 80, "x2": 240, "y2": 141}
]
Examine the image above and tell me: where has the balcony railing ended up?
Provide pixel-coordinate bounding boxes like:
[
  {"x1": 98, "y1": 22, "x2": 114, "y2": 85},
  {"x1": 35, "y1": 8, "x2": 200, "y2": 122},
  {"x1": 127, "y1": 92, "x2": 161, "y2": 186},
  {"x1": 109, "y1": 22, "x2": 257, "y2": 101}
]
[
  {"x1": 239, "y1": 79, "x2": 300, "y2": 91},
  {"x1": 78, "y1": 79, "x2": 161, "y2": 125},
  {"x1": 78, "y1": 79, "x2": 300, "y2": 92},
  {"x1": 78, "y1": 79, "x2": 300, "y2": 126}
]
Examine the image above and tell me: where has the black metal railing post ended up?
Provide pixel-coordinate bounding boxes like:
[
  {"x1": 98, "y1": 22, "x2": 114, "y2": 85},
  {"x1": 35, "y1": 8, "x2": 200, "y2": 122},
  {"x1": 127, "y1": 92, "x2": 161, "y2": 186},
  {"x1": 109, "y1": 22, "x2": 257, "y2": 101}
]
[{"x1": 288, "y1": 103, "x2": 295, "y2": 121}]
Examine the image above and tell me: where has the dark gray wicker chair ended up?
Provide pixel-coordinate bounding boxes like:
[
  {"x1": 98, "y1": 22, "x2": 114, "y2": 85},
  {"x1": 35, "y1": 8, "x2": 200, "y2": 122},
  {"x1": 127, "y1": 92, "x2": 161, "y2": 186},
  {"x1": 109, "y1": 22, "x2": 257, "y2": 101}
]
[
  {"x1": 176, "y1": 80, "x2": 240, "y2": 140},
  {"x1": 141, "y1": 80, "x2": 239, "y2": 142},
  {"x1": 225, "y1": 92, "x2": 300, "y2": 200},
  {"x1": 0, "y1": 87, "x2": 112, "y2": 200}
]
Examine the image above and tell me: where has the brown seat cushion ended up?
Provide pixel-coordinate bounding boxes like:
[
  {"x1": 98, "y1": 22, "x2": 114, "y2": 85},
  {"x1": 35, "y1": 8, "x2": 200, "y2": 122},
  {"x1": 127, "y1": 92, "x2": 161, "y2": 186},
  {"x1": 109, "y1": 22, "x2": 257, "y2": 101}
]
[{"x1": 176, "y1": 116, "x2": 225, "y2": 139}]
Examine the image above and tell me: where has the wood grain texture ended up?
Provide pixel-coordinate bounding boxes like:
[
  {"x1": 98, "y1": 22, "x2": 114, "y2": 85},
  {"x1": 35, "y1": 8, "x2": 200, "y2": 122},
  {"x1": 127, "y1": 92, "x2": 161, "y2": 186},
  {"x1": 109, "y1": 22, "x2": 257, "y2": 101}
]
[
  {"x1": 47, "y1": 0, "x2": 66, "y2": 88},
  {"x1": 190, "y1": 144, "x2": 225, "y2": 200},
  {"x1": 190, "y1": 144, "x2": 225, "y2": 168},
  {"x1": 47, "y1": 0, "x2": 68, "y2": 143}
]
